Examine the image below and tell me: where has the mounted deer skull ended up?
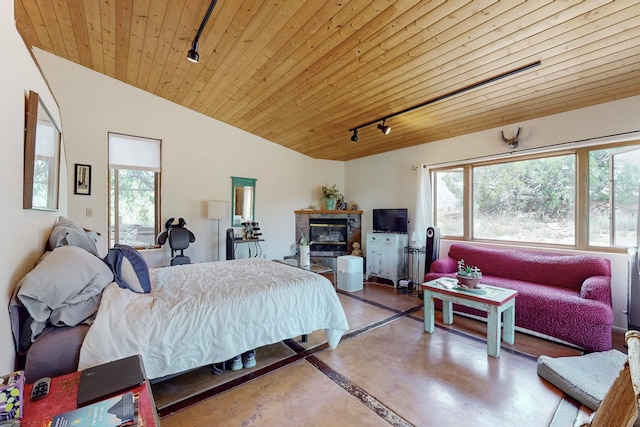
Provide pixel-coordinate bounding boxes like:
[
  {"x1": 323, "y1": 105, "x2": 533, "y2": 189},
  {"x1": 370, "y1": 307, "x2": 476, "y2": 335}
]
[{"x1": 500, "y1": 127, "x2": 521, "y2": 148}]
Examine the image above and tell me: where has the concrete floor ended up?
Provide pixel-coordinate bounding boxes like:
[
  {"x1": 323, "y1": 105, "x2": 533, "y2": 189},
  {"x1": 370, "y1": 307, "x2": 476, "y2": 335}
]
[{"x1": 157, "y1": 281, "x2": 601, "y2": 426}]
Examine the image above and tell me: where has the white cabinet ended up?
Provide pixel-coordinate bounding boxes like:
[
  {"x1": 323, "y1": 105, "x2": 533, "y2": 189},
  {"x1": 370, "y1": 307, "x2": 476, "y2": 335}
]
[{"x1": 365, "y1": 233, "x2": 408, "y2": 287}]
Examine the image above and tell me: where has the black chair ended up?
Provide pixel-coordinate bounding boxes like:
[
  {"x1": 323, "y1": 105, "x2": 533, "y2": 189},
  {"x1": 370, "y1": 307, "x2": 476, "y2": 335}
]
[{"x1": 157, "y1": 217, "x2": 196, "y2": 266}]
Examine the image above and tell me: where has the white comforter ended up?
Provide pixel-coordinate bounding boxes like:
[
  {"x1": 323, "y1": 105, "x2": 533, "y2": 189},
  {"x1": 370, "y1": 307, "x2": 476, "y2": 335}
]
[{"x1": 78, "y1": 259, "x2": 349, "y2": 379}]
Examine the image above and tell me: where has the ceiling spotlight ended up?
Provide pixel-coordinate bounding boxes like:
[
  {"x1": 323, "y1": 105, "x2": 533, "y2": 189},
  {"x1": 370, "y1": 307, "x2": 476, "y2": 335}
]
[
  {"x1": 187, "y1": 41, "x2": 199, "y2": 63},
  {"x1": 377, "y1": 120, "x2": 391, "y2": 135},
  {"x1": 187, "y1": 0, "x2": 218, "y2": 63},
  {"x1": 350, "y1": 129, "x2": 358, "y2": 142}
]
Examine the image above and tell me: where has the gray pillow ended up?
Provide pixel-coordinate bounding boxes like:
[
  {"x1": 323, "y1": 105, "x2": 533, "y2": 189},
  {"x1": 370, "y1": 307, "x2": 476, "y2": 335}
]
[
  {"x1": 47, "y1": 216, "x2": 99, "y2": 256},
  {"x1": 537, "y1": 350, "x2": 627, "y2": 410},
  {"x1": 17, "y1": 245, "x2": 114, "y2": 341}
]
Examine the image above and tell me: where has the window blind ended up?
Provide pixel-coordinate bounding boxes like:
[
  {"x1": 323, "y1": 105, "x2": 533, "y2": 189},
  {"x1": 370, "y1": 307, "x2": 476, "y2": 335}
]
[{"x1": 108, "y1": 133, "x2": 161, "y2": 172}]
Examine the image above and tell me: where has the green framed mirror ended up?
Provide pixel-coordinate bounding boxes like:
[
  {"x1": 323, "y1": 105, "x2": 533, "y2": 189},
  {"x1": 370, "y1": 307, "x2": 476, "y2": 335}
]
[{"x1": 231, "y1": 176, "x2": 256, "y2": 227}]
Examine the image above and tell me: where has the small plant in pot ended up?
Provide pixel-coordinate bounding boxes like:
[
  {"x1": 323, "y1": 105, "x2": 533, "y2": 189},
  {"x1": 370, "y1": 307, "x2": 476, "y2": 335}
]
[{"x1": 456, "y1": 259, "x2": 482, "y2": 288}]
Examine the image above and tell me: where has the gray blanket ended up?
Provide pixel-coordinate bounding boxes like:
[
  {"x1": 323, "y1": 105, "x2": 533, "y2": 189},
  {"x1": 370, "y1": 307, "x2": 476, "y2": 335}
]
[{"x1": 10, "y1": 246, "x2": 113, "y2": 352}]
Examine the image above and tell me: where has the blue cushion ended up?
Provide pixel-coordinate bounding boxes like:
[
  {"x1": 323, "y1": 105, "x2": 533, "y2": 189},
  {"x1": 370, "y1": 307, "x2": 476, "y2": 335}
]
[{"x1": 103, "y1": 245, "x2": 151, "y2": 293}]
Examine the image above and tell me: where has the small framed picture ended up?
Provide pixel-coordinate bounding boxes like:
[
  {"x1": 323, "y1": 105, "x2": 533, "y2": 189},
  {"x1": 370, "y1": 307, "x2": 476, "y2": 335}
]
[{"x1": 74, "y1": 163, "x2": 91, "y2": 195}]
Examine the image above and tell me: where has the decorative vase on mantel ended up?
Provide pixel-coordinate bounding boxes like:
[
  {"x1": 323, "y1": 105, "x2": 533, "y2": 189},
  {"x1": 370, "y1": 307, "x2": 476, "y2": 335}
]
[{"x1": 325, "y1": 197, "x2": 336, "y2": 210}]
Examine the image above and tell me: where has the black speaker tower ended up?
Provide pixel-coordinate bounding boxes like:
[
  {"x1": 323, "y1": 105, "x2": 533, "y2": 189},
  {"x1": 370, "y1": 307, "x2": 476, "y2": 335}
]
[
  {"x1": 225, "y1": 228, "x2": 235, "y2": 260},
  {"x1": 425, "y1": 226, "x2": 441, "y2": 274}
]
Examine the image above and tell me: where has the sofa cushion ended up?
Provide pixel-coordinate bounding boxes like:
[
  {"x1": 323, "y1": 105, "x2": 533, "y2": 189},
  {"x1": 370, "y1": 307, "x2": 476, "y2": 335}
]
[
  {"x1": 447, "y1": 244, "x2": 611, "y2": 290},
  {"x1": 537, "y1": 350, "x2": 626, "y2": 411}
]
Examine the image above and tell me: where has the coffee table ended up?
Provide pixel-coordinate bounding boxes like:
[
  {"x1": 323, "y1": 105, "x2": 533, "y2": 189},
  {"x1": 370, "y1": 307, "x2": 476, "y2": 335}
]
[
  {"x1": 422, "y1": 278, "x2": 518, "y2": 358},
  {"x1": 276, "y1": 258, "x2": 335, "y2": 285}
]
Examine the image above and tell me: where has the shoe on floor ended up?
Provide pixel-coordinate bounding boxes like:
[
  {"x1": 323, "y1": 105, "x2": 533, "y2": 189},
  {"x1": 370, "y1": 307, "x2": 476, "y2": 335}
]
[
  {"x1": 229, "y1": 355, "x2": 243, "y2": 371},
  {"x1": 242, "y1": 350, "x2": 256, "y2": 368},
  {"x1": 211, "y1": 363, "x2": 225, "y2": 375}
]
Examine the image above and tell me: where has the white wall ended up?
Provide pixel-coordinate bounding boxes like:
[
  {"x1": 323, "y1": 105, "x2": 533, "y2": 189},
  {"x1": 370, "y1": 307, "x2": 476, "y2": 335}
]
[
  {"x1": 346, "y1": 95, "x2": 640, "y2": 329},
  {"x1": 0, "y1": 4, "x2": 66, "y2": 374},
  {"x1": 33, "y1": 49, "x2": 345, "y2": 266}
]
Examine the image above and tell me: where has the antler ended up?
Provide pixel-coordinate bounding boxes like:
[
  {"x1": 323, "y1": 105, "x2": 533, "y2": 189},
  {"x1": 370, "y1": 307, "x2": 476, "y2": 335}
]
[{"x1": 500, "y1": 127, "x2": 521, "y2": 148}]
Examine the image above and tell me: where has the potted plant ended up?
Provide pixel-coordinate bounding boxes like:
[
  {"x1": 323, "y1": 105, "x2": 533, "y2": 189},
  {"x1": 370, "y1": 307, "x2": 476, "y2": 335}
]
[
  {"x1": 455, "y1": 259, "x2": 482, "y2": 288},
  {"x1": 321, "y1": 185, "x2": 340, "y2": 210}
]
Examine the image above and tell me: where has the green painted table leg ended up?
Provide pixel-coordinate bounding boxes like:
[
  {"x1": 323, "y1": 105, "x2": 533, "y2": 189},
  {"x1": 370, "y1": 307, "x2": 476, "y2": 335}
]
[
  {"x1": 442, "y1": 300, "x2": 454, "y2": 324},
  {"x1": 424, "y1": 290, "x2": 435, "y2": 333},
  {"x1": 502, "y1": 300, "x2": 516, "y2": 345},
  {"x1": 487, "y1": 305, "x2": 501, "y2": 358}
]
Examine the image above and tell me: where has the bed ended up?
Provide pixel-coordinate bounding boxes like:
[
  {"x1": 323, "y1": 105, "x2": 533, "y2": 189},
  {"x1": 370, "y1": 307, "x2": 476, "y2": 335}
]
[
  {"x1": 10, "y1": 218, "x2": 349, "y2": 381},
  {"x1": 80, "y1": 258, "x2": 349, "y2": 379}
]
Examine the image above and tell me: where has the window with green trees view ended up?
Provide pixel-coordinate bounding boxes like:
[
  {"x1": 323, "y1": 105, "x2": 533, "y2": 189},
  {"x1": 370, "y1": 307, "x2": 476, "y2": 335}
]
[
  {"x1": 433, "y1": 142, "x2": 640, "y2": 250},
  {"x1": 108, "y1": 133, "x2": 161, "y2": 248}
]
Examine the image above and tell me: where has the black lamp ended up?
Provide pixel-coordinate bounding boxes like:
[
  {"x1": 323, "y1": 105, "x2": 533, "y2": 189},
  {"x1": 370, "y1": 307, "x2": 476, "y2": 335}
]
[
  {"x1": 187, "y1": 0, "x2": 218, "y2": 63},
  {"x1": 187, "y1": 41, "x2": 199, "y2": 63},
  {"x1": 377, "y1": 120, "x2": 391, "y2": 135},
  {"x1": 350, "y1": 129, "x2": 358, "y2": 142}
]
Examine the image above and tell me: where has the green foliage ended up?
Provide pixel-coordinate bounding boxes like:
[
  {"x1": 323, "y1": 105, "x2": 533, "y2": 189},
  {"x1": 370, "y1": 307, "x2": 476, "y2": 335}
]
[
  {"x1": 112, "y1": 169, "x2": 155, "y2": 226},
  {"x1": 321, "y1": 184, "x2": 340, "y2": 199},
  {"x1": 437, "y1": 145, "x2": 640, "y2": 245},
  {"x1": 457, "y1": 259, "x2": 481, "y2": 278},
  {"x1": 472, "y1": 155, "x2": 575, "y2": 221}
]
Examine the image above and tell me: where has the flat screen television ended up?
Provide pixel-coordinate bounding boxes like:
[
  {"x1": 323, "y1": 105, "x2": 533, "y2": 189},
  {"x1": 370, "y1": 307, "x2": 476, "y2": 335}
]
[{"x1": 373, "y1": 208, "x2": 408, "y2": 233}]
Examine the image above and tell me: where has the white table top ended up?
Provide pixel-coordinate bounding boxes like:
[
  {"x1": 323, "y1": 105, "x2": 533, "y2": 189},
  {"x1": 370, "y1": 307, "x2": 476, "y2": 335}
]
[{"x1": 422, "y1": 278, "x2": 518, "y2": 306}]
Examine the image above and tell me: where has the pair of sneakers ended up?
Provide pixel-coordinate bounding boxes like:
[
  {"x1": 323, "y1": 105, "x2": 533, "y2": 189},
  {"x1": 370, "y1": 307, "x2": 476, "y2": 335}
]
[
  {"x1": 231, "y1": 350, "x2": 256, "y2": 370},
  {"x1": 212, "y1": 350, "x2": 256, "y2": 374}
]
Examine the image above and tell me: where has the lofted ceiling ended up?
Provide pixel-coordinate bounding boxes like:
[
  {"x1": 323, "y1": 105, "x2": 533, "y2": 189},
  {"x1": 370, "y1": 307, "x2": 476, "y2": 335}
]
[{"x1": 14, "y1": 0, "x2": 640, "y2": 161}]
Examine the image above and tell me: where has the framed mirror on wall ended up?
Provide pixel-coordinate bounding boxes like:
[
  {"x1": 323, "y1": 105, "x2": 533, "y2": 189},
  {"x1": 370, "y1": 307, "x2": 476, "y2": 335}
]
[
  {"x1": 23, "y1": 90, "x2": 62, "y2": 210},
  {"x1": 231, "y1": 176, "x2": 256, "y2": 227}
]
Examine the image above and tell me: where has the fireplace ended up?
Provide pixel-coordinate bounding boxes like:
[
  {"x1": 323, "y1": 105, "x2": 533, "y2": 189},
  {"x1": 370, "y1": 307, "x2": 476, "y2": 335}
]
[
  {"x1": 295, "y1": 209, "x2": 362, "y2": 257},
  {"x1": 309, "y1": 218, "x2": 348, "y2": 256}
]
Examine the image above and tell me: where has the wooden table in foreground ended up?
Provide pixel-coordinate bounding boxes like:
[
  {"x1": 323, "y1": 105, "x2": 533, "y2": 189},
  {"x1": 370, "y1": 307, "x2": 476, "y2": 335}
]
[{"x1": 422, "y1": 279, "x2": 518, "y2": 358}]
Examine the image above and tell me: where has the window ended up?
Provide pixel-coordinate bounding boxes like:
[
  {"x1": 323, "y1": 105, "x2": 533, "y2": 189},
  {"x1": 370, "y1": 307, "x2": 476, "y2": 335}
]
[
  {"x1": 108, "y1": 133, "x2": 161, "y2": 248},
  {"x1": 589, "y1": 146, "x2": 640, "y2": 247},
  {"x1": 434, "y1": 168, "x2": 464, "y2": 237},
  {"x1": 433, "y1": 141, "x2": 640, "y2": 250},
  {"x1": 473, "y1": 155, "x2": 576, "y2": 245}
]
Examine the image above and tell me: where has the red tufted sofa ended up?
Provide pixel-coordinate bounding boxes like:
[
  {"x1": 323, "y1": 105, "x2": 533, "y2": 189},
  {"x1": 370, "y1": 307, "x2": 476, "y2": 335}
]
[{"x1": 424, "y1": 243, "x2": 613, "y2": 352}]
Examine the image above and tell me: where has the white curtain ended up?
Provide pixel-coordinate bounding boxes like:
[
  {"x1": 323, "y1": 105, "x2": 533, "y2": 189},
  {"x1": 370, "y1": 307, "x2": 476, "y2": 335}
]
[{"x1": 411, "y1": 164, "x2": 433, "y2": 247}]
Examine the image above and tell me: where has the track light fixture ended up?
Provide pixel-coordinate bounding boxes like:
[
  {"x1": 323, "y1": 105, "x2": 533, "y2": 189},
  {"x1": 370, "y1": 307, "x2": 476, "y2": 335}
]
[
  {"x1": 187, "y1": 40, "x2": 199, "y2": 63},
  {"x1": 187, "y1": 0, "x2": 218, "y2": 63},
  {"x1": 377, "y1": 120, "x2": 391, "y2": 135},
  {"x1": 347, "y1": 60, "x2": 541, "y2": 142}
]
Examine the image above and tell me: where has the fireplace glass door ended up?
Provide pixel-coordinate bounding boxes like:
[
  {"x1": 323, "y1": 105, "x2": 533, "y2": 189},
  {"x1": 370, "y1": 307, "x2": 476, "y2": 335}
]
[{"x1": 309, "y1": 218, "x2": 348, "y2": 256}]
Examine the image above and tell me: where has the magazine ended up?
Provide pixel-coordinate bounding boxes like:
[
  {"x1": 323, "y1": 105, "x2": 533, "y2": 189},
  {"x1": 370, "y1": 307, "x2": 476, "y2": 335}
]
[{"x1": 50, "y1": 391, "x2": 139, "y2": 427}]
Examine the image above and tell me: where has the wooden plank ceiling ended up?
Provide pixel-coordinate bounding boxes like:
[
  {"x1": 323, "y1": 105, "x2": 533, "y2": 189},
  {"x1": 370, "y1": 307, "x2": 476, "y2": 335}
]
[{"x1": 14, "y1": 0, "x2": 640, "y2": 161}]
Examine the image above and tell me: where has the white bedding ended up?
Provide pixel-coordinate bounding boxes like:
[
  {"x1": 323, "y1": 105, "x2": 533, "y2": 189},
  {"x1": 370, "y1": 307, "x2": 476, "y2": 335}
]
[{"x1": 78, "y1": 258, "x2": 349, "y2": 379}]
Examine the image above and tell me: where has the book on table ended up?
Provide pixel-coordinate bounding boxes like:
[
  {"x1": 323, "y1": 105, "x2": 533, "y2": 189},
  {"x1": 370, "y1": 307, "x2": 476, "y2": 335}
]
[{"x1": 50, "y1": 391, "x2": 140, "y2": 427}]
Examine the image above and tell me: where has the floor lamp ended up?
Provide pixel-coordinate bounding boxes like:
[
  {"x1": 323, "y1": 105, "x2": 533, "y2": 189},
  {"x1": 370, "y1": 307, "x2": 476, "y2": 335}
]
[{"x1": 208, "y1": 200, "x2": 228, "y2": 261}]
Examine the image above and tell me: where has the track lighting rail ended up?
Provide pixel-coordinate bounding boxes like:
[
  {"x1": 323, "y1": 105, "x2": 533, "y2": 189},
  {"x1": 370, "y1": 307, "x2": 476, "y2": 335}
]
[
  {"x1": 187, "y1": 0, "x2": 218, "y2": 63},
  {"x1": 348, "y1": 61, "x2": 541, "y2": 139}
]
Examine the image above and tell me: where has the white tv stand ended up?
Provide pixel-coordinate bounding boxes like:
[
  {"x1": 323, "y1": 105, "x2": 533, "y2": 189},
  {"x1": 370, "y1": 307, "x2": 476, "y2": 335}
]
[{"x1": 365, "y1": 232, "x2": 408, "y2": 287}]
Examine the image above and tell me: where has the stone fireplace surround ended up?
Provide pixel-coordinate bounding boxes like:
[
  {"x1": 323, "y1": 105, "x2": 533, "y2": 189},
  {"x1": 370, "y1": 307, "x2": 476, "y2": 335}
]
[{"x1": 294, "y1": 210, "x2": 362, "y2": 256}]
